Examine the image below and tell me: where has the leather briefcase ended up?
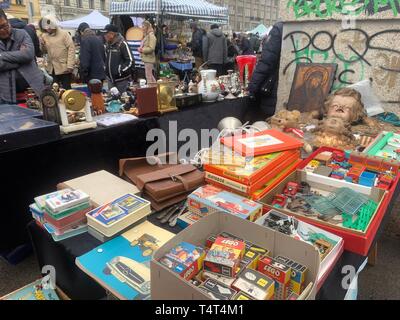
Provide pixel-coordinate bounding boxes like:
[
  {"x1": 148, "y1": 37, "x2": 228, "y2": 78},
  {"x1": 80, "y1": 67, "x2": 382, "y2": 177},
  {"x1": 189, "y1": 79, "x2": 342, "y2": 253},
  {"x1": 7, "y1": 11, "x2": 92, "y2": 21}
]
[{"x1": 119, "y1": 154, "x2": 205, "y2": 210}]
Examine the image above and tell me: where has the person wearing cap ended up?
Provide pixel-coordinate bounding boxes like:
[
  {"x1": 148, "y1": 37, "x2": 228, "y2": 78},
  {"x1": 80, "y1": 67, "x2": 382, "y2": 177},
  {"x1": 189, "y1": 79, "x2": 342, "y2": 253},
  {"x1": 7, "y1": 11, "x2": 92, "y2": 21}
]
[
  {"x1": 77, "y1": 22, "x2": 105, "y2": 84},
  {"x1": 39, "y1": 16, "x2": 75, "y2": 90},
  {"x1": 203, "y1": 24, "x2": 227, "y2": 77},
  {"x1": 0, "y1": 8, "x2": 45, "y2": 104},
  {"x1": 189, "y1": 22, "x2": 206, "y2": 70},
  {"x1": 104, "y1": 24, "x2": 134, "y2": 93}
]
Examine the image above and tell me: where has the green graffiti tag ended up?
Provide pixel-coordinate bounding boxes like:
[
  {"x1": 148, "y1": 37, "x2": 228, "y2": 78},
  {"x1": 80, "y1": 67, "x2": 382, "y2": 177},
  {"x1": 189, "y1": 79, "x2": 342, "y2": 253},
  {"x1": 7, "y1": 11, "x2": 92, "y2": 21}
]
[{"x1": 287, "y1": 0, "x2": 400, "y2": 19}]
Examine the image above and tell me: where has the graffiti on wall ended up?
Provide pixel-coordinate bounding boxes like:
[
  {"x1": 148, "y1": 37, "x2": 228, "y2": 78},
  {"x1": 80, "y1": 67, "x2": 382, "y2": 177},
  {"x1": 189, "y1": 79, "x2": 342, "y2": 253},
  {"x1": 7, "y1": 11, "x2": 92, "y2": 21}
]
[
  {"x1": 287, "y1": 0, "x2": 400, "y2": 19},
  {"x1": 282, "y1": 28, "x2": 400, "y2": 102}
]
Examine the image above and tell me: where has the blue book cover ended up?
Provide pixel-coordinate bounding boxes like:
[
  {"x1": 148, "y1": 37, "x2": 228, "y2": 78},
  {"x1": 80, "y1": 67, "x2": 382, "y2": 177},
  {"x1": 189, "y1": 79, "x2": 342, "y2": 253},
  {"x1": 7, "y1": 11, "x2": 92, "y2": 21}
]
[
  {"x1": 2, "y1": 279, "x2": 59, "y2": 300},
  {"x1": 87, "y1": 194, "x2": 149, "y2": 227},
  {"x1": 76, "y1": 221, "x2": 174, "y2": 300}
]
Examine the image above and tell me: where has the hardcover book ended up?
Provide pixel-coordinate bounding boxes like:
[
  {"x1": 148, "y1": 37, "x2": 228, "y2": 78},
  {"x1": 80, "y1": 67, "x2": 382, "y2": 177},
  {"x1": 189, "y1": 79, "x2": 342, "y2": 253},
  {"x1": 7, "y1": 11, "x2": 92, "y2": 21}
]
[
  {"x1": 76, "y1": 221, "x2": 174, "y2": 300},
  {"x1": 86, "y1": 194, "x2": 151, "y2": 237},
  {"x1": 221, "y1": 129, "x2": 303, "y2": 157}
]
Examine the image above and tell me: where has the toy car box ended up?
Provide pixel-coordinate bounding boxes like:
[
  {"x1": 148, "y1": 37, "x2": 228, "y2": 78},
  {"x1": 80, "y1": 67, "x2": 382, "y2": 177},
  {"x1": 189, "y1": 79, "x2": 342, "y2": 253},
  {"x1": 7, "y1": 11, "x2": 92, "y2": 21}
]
[
  {"x1": 257, "y1": 256, "x2": 291, "y2": 300},
  {"x1": 159, "y1": 242, "x2": 206, "y2": 280},
  {"x1": 258, "y1": 169, "x2": 390, "y2": 256},
  {"x1": 203, "y1": 237, "x2": 245, "y2": 278},
  {"x1": 199, "y1": 279, "x2": 237, "y2": 300},
  {"x1": 232, "y1": 291, "x2": 256, "y2": 300},
  {"x1": 232, "y1": 268, "x2": 275, "y2": 300},
  {"x1": 275, "y1": 255, "x2": 307, "y2": 295},
  {"x1": 202, "y1": 271, "x2": 236, "y2": 287},
  {"x1": 188, "y1": 185, "x2": 263, "y2": 221},
  {"x1": 151, "y1": 212, "x2": 320, "y2": 300}
]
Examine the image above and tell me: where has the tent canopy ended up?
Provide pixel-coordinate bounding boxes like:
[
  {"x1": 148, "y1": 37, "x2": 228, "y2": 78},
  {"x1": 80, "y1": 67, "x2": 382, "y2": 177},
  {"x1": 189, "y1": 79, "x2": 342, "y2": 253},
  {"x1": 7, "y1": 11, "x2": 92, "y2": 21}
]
[
  {"x1": 110, "y1": 0, "x2": 228, "y2": 24},
  {"x1": 59, "y1": 10, "x2": 110, "y2": 29},
  {"x1": 247, "y1": 24, "x2": 271, "y2": 36}
]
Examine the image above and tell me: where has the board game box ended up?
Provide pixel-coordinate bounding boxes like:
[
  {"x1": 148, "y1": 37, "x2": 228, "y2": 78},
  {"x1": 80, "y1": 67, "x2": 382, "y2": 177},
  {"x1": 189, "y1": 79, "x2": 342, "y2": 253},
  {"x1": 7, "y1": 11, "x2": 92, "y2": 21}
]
[
  {"x1": 45, "y1": 189, "x2": 90, "y2": 214},
  {"x1": 232, "y1": 268, "x2": 275, "y2": 300},
  {"x1": 86, "y1": 194, "x2": 151, "y2": 237},
  {"x1": 188, "y1": 185, "x2": 262, "y2": 221}
]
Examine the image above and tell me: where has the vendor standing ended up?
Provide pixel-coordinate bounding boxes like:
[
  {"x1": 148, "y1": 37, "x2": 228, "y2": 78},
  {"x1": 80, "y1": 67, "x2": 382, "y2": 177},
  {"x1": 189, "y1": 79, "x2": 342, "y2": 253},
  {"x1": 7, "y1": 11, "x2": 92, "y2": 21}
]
[
  {"x1": 0, "y1": 9, "x2": 45, "y2": 104},
  {"x1": 104, "y1": 24, "x2": 135, "y2": 94},
  {"x1": 139, "y1": 21, "x2": 157, "y2": 85},
  {"x1": 77, "y1": 22, "x2": 105, "y2": 84},
  {"x1": 189, "y1": 22, "x2": 206, "y2": 70},
  {"x1": 39, "y1": 16, "x2": 75, "y2": 90}
]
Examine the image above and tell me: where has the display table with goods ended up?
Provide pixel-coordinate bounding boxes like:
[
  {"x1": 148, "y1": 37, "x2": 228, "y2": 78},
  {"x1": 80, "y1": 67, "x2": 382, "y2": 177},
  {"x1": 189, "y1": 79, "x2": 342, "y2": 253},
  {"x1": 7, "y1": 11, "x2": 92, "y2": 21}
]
[{"x1": 0, "y1": 97, "x2": 257, "y2": 262}]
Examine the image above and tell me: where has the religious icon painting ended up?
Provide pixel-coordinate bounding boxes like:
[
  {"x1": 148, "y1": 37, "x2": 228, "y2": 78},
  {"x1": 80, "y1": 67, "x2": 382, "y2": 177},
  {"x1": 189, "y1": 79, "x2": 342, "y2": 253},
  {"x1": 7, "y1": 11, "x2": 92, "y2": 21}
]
[{"x1": 286, "y1": 63, "x2": 338, "y2": 114}]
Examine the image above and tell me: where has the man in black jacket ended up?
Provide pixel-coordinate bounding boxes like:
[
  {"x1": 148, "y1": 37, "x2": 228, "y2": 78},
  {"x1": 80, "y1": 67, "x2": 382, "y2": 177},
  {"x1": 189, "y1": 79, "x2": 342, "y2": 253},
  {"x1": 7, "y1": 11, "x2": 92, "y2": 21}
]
[
  {"x1": 104, "y1": 24, "x2": 134, "y2": 94},
  {"x1": 248, "y1": 22, "x2": 283, "y2": 119},
  {"x1": 189, "y1": 22, "x2": 205, "y2": 70},
  {"x1": 77, "y1": 22, "x2": 105, "y2": 84}
]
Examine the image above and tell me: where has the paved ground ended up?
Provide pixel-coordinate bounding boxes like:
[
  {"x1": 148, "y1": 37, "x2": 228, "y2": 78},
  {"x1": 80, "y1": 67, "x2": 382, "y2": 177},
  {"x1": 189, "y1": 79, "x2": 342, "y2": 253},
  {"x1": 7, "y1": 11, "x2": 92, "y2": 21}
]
[{"x1": 1, "y1": 204, "x2": 399, "y2": 300}]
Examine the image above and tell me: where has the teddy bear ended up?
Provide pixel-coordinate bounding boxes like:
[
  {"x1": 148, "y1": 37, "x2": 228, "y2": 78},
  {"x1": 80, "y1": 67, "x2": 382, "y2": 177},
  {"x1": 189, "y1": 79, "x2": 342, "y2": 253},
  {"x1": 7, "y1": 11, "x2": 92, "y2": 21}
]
[
  {"x1": 313, "y1": 117, "x2": 356, "y2": 149},
  {"x1": 269, "y1": 110, "x2": 315, "y2": 153}
]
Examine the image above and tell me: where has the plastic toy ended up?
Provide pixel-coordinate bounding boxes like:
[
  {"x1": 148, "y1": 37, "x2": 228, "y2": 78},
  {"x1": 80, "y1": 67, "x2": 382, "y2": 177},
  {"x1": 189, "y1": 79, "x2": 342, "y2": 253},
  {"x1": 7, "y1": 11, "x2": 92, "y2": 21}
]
[
  {"x1": 327, "y1": 188, "x2": 369, "y2": 216},
  {"x1": 272, "y1": 194, "x2": 288, "y2": 208},
  {"x1": 332, "y1": 150, "x2": 345, "y2": 162},
  {"x1": 283, "y1": 182, "x2": 300, "y2": 196},
  {"x1": 345, "y1": 165, "x2": 365, "y2": 183},
  {"x1": 342, "y1": 200, "x2": 377, "y2": 232},
  {"x1": 359, "y1": 171, "x2": 377, "y2": 187},
  {"x1": 377, "y1": 174, "x2": 394, "y2": 190}
]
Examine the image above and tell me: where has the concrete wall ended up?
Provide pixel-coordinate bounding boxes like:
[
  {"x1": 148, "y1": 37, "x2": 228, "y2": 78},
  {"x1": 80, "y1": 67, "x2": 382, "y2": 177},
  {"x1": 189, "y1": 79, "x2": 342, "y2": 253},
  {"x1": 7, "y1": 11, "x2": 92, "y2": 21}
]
[{"x1": 278, "y1": 1, "x2": 400, "y2": 114}]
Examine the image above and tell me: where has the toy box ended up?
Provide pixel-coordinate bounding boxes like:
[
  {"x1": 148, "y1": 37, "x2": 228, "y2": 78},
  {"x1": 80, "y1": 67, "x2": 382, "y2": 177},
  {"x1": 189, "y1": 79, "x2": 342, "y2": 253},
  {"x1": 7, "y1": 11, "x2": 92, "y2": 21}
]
[
  {"x1": 177, "y1": 211, "x2": 203, "y2": 229},
  {"x1": 159, "y1": 242, "x2": 206, "y2": 281},
  {"x1": 258, "y1": 168, "x2": 390, "y2": 256},
  {"x1": 203, "y1": 237, "x2": 245, "y2": 278},
  {"x1": 152, "y1": 213, "x2": 320, "y2": 300},
  {"x1": 45, "y1": 189, "x2": 90, "y2": 214},
  {"x1": 231, "y1": 291, "x2": 256, "y2": 300},
  {"x1": 202, "y1": 271, "x2": 236, "y2": 287},
  {"x1": 199, "y1": 279, "x2": 237, "y2": 300},
  {"x1": 257, "y1": 256, "x2": 291, "y2": 300},
  {"x1": 275, "y1": 255, "x2": 307, "y2": 295},
  {"x1": 198, "y1": 286, "x2": 229, "y2": 300},
  {"x1": 364, "y1": 131, "x2": 400, "y2": 162},
  {"x1": 188, "y1": 185, "x2": 263, "y2": 221},
  {"x1": 232, "y1": 268, "x2": 275, "y2": 300}
]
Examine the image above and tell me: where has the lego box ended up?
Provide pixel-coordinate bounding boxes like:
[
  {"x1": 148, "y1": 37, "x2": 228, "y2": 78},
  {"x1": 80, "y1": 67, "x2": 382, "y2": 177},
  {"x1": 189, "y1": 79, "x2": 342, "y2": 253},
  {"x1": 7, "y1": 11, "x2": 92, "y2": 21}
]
[
  {"x1": 159, "y1": 242, "x2": 205, "y2": 281},
  {"x1": 151, "y1": 212, "x2": 320, "y2": 300},
  {"x1": 232, "y1": 268, "x2": 275, "y2": 300},
  {"x1": 203, "y1": 237, "x2": 245, "y2": 278},
  {"x1": 275, "y1": 255, "x2": 307, "y2": 295},
  {"x1": 199, "y1": 279, "x2": 237, "y2": 300}
]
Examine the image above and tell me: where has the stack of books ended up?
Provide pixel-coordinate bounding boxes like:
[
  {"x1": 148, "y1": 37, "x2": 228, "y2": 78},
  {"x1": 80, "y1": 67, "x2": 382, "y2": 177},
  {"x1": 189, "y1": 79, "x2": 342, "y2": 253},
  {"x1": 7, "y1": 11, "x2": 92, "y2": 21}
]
[
  {"x1": 86, "y1": 194, "x2": 152, "y2": 243},
  {"x1": 32, "y1": 189, "x2": 92, "y2": 241}
]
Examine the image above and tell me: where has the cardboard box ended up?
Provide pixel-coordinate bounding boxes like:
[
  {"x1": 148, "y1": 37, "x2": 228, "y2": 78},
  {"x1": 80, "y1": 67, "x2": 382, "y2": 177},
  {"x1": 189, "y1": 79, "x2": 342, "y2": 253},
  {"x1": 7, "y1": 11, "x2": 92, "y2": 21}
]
[
  {"x1": 232, "y1": 268, "x2": 275, "y2": 300},
  {"x1": 151, "y1": 212, "x2": 320, "y2": 300},
  {"x1": 257, "y1": 256, "x2": 291, "y2": 300},
  {"x1": 275, "y1": 255, "x2": 307, "y2": 295},
  {"x1": 200, "y1": 279, "x2": 237, "y2": 300},
  {"x1": 203, "y1": 237, "x2": 245, "y2": 278},
  {"x1": 232, "y1": 291, "x2": 255, "y2": 300},
  {"x1": 202, "y1": 271, "x2": 236, "y2": 287},
  {"x1": 258, "y1": 169, "x2": 389, "y2": 256},
  {"x1": 159, "y1": 242, "x2": 205, "y2": 281}
]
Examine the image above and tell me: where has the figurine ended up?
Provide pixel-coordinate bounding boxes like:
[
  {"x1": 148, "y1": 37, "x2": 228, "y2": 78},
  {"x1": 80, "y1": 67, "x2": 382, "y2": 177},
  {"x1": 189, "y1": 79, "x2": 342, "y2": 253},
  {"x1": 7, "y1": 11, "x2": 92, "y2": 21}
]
[{"x1": 313, "y1": 117, "x2": 356, "y2": 149}]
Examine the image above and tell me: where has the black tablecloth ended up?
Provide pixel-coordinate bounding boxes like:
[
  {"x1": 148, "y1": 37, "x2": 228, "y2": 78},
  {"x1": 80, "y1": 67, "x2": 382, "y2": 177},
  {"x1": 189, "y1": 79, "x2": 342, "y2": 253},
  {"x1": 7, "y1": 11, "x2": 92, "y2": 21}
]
[{"x1": 2, "y1": 98, "x2": 256, "y2": 255}]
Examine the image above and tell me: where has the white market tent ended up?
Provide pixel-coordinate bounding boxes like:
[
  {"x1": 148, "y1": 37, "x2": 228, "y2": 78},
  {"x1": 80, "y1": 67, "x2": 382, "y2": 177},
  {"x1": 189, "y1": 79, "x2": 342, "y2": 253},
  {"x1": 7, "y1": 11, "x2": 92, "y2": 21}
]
[
  {"x1": 59, "y1": 10, "x2": 110, "y2": 30},
  {"x1": 247, "y1": 24, "x2": 272, "y2": 37},
  {"x1": 109, "y1": 0, "x2": 229, "y2": 24}
]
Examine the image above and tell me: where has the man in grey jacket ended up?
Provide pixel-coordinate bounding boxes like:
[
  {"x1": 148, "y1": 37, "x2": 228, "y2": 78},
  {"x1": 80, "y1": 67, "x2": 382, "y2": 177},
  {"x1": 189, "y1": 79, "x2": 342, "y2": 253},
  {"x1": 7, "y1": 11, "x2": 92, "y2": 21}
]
[
  {"x1": 203, "y1": 24, "x2": 227, "y2": 77},
  {"x1": 0, "y1": 9, "x2": 45, "y2": 104}
]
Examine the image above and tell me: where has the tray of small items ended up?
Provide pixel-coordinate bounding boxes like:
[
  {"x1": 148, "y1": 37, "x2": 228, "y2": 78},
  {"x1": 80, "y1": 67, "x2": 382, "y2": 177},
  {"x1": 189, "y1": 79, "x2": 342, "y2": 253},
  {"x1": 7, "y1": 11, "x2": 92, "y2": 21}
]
[{"x1": 258, "y1": 169, "x2": 392, "y2": 256}]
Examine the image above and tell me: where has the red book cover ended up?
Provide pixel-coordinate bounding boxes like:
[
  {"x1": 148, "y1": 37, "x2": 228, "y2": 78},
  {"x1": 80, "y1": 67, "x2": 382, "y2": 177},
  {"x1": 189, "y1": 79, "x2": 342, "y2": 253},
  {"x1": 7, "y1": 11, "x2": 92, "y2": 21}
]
[
  {"x1": 205, "y1": 152, "x2": 301, "y2": 195},
  {"x1": 221, "y1": 129, "x2": 304, "y2": 157},
  {"x1": 204, "y1": 150, "x2": 298, "y2": 186}
]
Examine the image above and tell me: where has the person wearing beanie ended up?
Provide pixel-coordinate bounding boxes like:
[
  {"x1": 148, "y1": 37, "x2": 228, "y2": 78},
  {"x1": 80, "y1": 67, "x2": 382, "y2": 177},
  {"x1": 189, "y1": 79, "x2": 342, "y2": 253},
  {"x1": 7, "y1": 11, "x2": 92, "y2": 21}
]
[
  {"x1": 104, "y1": 24, "x2": 134, "y2": 93},
  {"x1": 202, "y1": 24, "x2": 228, "y2": 76},
  {"x1": 188, "y1": 21, "x2": 206, "y2": 70},
  {"x1": 39, "y1": 15, "x2": 75, "y2": 90},
  {"x1": 77, "y1": 22, "x2": 105, "y2": 83}
]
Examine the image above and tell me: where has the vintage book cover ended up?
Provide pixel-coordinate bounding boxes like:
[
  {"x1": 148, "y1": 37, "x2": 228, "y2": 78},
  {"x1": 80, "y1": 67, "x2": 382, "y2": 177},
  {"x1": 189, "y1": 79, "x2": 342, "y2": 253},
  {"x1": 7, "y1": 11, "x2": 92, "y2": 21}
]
[
  {"x1": 204, "y1": 150, "x2": 298, "y2": 185},
  {"x1": 1, "y1": 279, "x2": 60, "y2": 300},
  {"x1": 76, "y1": 221, "x2": 174, "y2": 300},
  {"x1": 221, "y1": 129, "x2": 304, "y2": 157}
]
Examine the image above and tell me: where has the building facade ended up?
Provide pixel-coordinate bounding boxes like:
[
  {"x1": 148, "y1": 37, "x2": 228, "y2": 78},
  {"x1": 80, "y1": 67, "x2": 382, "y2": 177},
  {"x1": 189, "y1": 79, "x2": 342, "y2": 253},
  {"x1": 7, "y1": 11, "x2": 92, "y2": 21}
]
[
  {"x1": 39, "y1": 0, "x2": 109, "y2": 21},
  {"x1": 208, "y1": 0, "x2": 280, "y2": 32},
  {"x1": 3, "y1": 0, "x2": 41, "y2": 22}
]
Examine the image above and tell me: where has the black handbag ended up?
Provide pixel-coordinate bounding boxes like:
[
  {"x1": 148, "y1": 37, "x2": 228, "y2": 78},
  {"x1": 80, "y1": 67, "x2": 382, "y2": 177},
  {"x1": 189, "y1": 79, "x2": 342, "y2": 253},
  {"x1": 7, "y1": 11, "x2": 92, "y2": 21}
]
[{"x1": 260, "y1": 72, "x2": 276, "y2": 97}]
